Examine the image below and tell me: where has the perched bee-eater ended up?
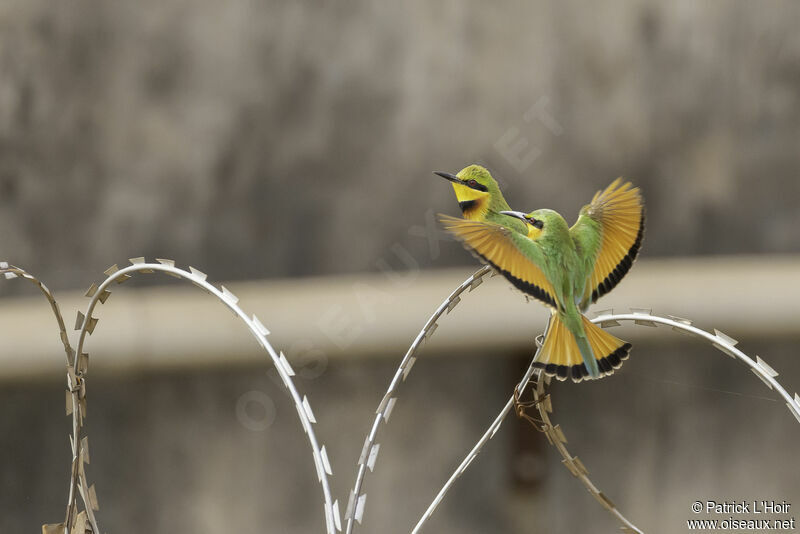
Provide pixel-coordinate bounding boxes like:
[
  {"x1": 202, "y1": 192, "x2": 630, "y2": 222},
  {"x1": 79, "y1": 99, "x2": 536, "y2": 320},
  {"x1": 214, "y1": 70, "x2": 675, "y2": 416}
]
[
  {"x1": 441, "y1": 179, "x2": 644, "y2": 382},
  {"x1": 434, "y1": 165, "x2": 528, "y2": 234}
]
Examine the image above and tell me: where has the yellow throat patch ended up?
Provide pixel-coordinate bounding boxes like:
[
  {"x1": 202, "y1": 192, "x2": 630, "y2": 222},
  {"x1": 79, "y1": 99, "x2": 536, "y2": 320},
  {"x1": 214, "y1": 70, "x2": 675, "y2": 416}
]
[
  {"x1": 525, "y1": 224, "x2": 543, "y2": 240},
  {"x1": 451, "y1": 182, "x2": 489, "y2": 220}
]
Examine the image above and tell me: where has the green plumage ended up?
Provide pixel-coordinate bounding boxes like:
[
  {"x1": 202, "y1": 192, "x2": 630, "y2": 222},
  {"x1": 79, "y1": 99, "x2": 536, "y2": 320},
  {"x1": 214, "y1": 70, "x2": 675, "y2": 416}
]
[
  {"x1": 503, "y1": 209, "x2": 601, "y2": 377},
  {"x1": 439, "y1": 175, "x2": 644, "y2": 382},
  {"x1": 435, "y1": 165, "x2": 529, "y2": 234}
]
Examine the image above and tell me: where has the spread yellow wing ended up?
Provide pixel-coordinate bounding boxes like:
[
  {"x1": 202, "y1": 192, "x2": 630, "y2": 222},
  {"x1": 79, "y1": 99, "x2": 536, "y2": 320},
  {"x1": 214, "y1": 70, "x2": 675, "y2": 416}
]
[
  {"x1": 572, "y1": 178, "x2": 645, "y2": 307},
  {"x1": 440, "y1": 215, "x2": 559, "y2": 309}
]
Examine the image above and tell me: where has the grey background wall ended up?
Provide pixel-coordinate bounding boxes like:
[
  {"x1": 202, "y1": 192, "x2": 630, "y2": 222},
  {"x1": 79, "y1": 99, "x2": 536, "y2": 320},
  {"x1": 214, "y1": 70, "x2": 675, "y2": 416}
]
[{"x1": 0, "y1": 1, "x2": 799, "y2": 533}]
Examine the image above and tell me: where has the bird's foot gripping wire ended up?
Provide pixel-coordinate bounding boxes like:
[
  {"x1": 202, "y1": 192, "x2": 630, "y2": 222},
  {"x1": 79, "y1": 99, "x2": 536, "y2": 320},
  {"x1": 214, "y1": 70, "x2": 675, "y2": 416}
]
[{"x1": 513, "y1": 377, "x2": 549, "y2": 433}]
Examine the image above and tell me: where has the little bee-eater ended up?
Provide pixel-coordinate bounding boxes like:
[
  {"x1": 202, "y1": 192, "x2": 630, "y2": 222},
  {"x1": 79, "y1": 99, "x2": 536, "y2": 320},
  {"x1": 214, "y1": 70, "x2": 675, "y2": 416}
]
[
  {"x1": 434, "y1": 165, "x2": 528, "y2": 234},
  {"x1": 440, "y1": 179, "x2": 645, "y2": 382}
]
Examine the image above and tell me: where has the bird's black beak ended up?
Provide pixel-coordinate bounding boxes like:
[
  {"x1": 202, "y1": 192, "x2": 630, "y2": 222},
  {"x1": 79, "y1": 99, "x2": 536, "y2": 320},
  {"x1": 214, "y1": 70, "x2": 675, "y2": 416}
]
[
  {"x1": 433, "y1": 171, "x2": 461, "y2": 184},
  {"x1": 500, "y1": 210, "x2": 528, "y2": 222},
  {"x1": 500, "y1": 211, "x2": 526, "y2": 221}
]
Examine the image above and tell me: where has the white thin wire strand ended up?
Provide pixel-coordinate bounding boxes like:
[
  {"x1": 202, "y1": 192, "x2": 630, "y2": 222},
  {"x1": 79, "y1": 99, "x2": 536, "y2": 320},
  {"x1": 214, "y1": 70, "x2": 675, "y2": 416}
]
[
  {"x1": 69, "y1": 262, "x2": 338, "y2": 534},
  {"x1": 411, "y1": 363, "x2": 541, "y2": 534},
  {"x1": 0, "y1": 265, "x2": 86, "y2": 532},
  {"x1": 344, "y1": 266, "x2": 491, "y2": 534},
  {"x1": 411, "y1": 311, "x2": 800, "y2": 534}
]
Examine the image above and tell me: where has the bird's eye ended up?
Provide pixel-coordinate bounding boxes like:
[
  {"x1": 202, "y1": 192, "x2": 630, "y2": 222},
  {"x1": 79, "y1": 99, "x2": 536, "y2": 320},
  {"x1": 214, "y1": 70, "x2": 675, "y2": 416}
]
[
  {"x1": 528, "y1": 217, "x2": 544, "y2": 230},
  {"x1": 467, "y1": 179, "x2": 478, "y2": 187}
]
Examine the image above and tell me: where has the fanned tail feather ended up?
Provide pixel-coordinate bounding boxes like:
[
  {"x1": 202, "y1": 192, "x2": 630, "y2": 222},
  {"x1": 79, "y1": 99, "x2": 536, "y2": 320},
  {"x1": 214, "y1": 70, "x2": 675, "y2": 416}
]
[
  {"x1": 534, "y1": 314, "x2": 632, "y2": 382},
  {"x1": 581, "y1": 315, "x2": 631, "y2": 377}
]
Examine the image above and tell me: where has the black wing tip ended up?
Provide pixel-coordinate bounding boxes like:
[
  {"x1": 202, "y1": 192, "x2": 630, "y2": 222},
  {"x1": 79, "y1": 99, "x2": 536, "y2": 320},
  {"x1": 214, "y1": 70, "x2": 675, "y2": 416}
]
[
  {"x1": 471, "y1": 252, "x2": 557, "y2": 309},
  {"x1": 444, "y1": 222, "x2": 558, "y2": 309},
  {"x1": 591, "y1": 209, "x2": 646, "y2": 303}
]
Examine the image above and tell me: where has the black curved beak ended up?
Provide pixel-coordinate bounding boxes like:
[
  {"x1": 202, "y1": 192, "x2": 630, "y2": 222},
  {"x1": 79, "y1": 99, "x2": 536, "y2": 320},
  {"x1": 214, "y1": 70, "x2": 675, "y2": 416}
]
[
  {"x1": 433, "y1": 171, "x2": 461, "y2": 184},
  {"x1": 500, "y1": 210, "x2": 528, "y2": 222}
]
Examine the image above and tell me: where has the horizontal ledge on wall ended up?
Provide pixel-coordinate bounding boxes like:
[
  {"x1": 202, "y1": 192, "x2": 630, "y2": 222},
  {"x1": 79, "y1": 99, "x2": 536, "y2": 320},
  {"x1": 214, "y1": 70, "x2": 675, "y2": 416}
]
[{"x1": 0, "y1": 255, "x2": 798, "y2": 379}]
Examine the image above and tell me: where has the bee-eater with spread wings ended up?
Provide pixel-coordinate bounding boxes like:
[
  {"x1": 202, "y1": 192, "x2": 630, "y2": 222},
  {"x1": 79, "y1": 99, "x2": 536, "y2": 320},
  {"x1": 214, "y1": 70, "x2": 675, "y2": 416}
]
[
  {"x1": 441, "y1": 179, "x2": 644, "y2": 382},
  {"x1": 434, "y1": 165, "x2": 528, "y2": 233}
]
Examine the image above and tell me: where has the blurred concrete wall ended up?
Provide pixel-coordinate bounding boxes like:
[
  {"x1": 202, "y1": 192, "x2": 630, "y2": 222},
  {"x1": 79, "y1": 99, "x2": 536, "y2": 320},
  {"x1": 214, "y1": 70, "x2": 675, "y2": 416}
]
[
  {"x1": 1, "y1": 0, "x2": 799, "y2": 289},
  {"x1": 3, "y1": 340, "x2": 799, "y2": 533},
  {"x1": 1, "y1": 0, "x2": 799, "y2": 533}
]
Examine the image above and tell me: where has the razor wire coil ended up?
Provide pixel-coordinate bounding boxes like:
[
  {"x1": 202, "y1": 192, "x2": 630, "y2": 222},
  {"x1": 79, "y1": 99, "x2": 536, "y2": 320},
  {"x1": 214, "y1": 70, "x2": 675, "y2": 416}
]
[
  {"x1": 2, "y1": 259, "x2": 338, "y2": 534},
  {"x1": 2, "y1": 262, "x2": 799, "y2": 534}
]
